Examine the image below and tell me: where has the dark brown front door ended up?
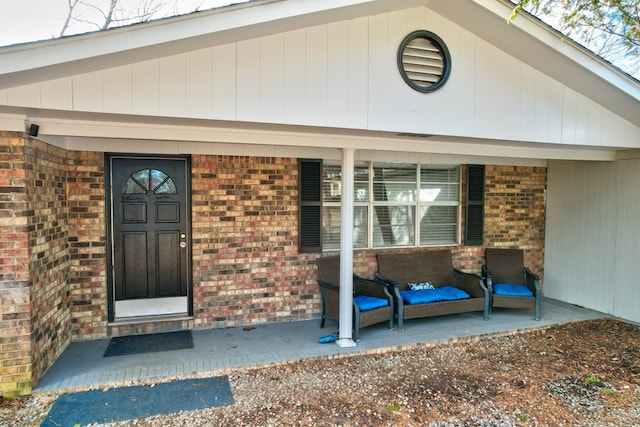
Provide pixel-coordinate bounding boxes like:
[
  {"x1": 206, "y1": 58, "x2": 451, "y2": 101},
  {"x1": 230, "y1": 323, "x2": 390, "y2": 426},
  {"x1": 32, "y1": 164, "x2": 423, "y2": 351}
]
[{"x1": 108, "y1": 156, "x2": 191, "y2": 318}]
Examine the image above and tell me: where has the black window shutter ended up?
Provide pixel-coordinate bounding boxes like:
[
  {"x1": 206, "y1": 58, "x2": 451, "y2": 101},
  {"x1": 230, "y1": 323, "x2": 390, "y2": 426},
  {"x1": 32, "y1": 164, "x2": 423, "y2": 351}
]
[
  {"x1": 299, "y1": 159, "x2": 322, "y2": 252},
  {"x1": 465, "y1": 164, "x2": 485, "y2": 246}
]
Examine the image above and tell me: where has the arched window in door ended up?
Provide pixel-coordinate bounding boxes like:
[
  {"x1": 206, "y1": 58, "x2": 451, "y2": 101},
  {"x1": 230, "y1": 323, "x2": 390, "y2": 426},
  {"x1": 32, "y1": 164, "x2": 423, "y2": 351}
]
[{"x1": 123, "y1": 168, "x2": 178, "y2": 195}]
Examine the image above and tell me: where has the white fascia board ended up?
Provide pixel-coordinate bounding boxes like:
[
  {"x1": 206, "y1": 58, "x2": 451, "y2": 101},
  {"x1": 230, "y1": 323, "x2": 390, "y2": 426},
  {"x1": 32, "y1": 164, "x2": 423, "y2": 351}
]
[
  {"x1": 31, "y1": 115, "x2": 618, "y2": 162},
  {"x1": 0, "y1": 113, "x2": 28, "y2": 132},
  {"x1": 487, "y1": 0, "x2": 639, "y2": 100}
]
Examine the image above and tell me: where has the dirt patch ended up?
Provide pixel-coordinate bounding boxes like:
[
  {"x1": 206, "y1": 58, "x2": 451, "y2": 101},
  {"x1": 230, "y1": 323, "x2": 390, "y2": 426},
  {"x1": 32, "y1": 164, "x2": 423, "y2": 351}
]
[{"x1": 2, "y1": 318, "x2": 639, "y2": 426}]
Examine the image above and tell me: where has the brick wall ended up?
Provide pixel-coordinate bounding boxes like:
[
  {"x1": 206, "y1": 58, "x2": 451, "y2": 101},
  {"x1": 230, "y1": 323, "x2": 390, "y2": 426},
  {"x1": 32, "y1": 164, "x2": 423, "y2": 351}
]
[
  {"x1": 0, "y1": 132, "x2": 33, "y2": 397},
  {"x1": 191, "y1": 155, "x2": 319, "y2": 328},
  {"x1": 66, "y1": 151, "x2": 107, "y2": 340},
  {"x1": 24, "y1": 139, "x2": 72, "y2": 387},
  {"x1": 0, "y1": 144, "x2": 547, "y2": 397},
  {"x1": 484, "y1": 165, "x2": 546, "y2": 277}
]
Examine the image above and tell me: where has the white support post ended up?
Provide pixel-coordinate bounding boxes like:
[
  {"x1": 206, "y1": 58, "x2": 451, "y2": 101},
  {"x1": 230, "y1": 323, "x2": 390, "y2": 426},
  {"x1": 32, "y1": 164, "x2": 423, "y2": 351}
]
[{"x1": 336, "y1": 147, "x2": 357, "y2": 348}]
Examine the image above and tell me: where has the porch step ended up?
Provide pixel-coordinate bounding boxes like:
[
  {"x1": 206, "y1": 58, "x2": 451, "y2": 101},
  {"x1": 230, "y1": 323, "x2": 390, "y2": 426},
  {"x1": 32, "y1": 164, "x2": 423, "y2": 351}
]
[{"x1": 107, "y1": 315, "x2": 194, "y2": 337}]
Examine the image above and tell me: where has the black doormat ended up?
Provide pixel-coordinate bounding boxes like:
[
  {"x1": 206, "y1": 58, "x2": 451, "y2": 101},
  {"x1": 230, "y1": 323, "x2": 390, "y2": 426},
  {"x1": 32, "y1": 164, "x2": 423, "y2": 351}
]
[
  {"x1": 40, "y1": 376, "x2": 234, "y2": 426},
  {"x1": 104, "y1": 330, "x2": 193, "y2": 357}
]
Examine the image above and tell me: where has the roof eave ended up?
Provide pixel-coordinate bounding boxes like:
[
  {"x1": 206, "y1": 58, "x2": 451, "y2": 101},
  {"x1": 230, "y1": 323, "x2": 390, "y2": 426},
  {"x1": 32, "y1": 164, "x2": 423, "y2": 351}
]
[{"x1": 0, "y1": 0, "x2": 430, "y2": 89}]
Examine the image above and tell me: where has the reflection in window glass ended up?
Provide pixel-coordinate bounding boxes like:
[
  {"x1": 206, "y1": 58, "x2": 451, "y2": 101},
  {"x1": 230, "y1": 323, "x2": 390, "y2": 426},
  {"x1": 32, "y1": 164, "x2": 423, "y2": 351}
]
[
  {"x1": 132, "y1": 169, "x2": 150, "y2": 191},
  {"x1": 155, "y1": 180, "x2": 177, "y2": 194},
  {"x1": 123, "y1": 178, "x2": 146, "y2": 194},
  {"x1": 319, "y1": 162, "x2": 459, "y2": 250},
  {"x1": 420, "y1": 167, "x2": 459, "y2": 202},
  {"x1": 150, "y1": 169, "x2": 169, "y2": 192},
  {"x1": 322, "y1": 206, "x2": 368, "y2": 250},
  {"x1": 373, "y1": 205, "x2": 415, "y2": 247},
  {"x1": 373, "y1": 164, "x2": 417, "y2": 202},
  {"x1": 122, "y1": 168, "x2": 178, "y2": 195}
]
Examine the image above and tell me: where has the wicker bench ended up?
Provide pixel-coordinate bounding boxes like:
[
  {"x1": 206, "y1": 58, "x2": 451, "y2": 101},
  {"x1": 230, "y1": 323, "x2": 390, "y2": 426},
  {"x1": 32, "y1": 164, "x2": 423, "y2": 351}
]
[{"x1": 375, "y1": 249, "x2": 490, "y2": 330}]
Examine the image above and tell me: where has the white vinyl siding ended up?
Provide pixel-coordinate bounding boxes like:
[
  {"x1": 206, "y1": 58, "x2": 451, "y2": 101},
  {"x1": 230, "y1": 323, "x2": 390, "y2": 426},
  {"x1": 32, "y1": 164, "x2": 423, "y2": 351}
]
[
  {"x1": 3, "y1": 8, "x2": 638, "y2": 150},
  {"x1": 545, "y1": 158, "x2": 640, "y2": 324}
]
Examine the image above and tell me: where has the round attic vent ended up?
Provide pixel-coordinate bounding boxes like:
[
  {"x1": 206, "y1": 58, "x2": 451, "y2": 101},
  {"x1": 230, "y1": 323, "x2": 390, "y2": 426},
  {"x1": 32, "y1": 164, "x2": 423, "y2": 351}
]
[{"x1": 398, "y1": 30, "x2": 451, "y2": 93}]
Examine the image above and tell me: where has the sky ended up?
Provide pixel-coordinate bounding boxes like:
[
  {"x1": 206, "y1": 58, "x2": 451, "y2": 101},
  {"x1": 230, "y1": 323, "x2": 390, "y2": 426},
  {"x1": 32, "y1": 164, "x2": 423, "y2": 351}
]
[{"x1": 0, "y1": 0, "x2": 250, "y2": 47}]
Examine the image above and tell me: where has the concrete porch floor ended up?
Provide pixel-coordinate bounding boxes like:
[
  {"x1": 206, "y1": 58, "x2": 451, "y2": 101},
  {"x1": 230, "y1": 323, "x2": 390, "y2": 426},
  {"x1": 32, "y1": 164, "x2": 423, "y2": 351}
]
[{"x1": 35, "y1": 298, "x2": 606, "y2": 394}]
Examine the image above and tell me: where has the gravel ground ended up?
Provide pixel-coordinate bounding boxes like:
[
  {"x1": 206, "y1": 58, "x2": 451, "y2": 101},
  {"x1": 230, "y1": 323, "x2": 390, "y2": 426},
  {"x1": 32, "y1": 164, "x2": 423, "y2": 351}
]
[{"x1": 2, "y1": 318, "x2": 640, "y2": 426}]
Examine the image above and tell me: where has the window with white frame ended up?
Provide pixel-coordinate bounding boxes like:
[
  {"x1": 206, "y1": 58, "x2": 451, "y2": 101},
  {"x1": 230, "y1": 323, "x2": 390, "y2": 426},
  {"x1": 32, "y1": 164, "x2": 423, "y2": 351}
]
[{"x1": 320, "y1": 162, "x2": 460, "y2": 250}]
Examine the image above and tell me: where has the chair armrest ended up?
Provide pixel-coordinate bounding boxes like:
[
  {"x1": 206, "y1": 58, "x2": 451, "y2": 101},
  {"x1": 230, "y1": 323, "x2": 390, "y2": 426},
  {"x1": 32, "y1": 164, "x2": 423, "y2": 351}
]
[
  {"x1": 481, "y1": 266, "x2": 493, "y2": 292},
  {"x1": 354, "y1": 274, "x2": 393, "y2": 301},
  {"x1": 317, "y1": 279, "x2": 340, "y2": 292},
  {"x1": 524, "y1": 268, "x2": 541, "y2": 295},
  {"x1": 374, "y1": 272, "x2": 400, "y2": 288},
  {"x1": 454, "y1": 268, "x2": 489, "y2": 299}
]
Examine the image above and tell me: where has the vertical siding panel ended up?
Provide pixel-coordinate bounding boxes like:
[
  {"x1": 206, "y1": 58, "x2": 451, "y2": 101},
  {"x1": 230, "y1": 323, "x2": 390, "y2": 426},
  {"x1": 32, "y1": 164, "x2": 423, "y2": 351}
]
[
  {"x1": 615, "y1": 160, "x2": 640, "y2": 323},
  {"x1": 586, "y1": 99, "x2": 603, "y2": 145},
  {"x1": 367, "y1": 13, "x2": 390, "y2": 129},
  {"x1": 237, "y1": 38, "x2": 261, "y2": 121},
  {"x1": 406, "y1": 6, "x2": 425, "y2": 31},
  {"x1": 283, "y1": 29, "x2": 306, "y2": 124},
  {"x1": 532, "y1": 72, "x2": 550, "y2": 142},
  {"x1": 546, "y1": 79, "x2": 564, "y2": 142},
  {"x1": 186, "y1": 49, "x2": 213, "y2": 119},
  {"x1": 545, "y1": 161, "x2": 617, "y2": 313},
  {"x1": 211, "y1": 44, "x2": 237, "y2": 120},
  {"x1": 490, "y1": 46, "x2": 508, "y2": 138},
  {"x1": 40, "y1": 78, "x2": 72, "y2": 110},
  {"x1": 599, "y1": 108, "x2": 616, "y2": 145},
  {"x1": 103, "y1": 65, "x2": 132, "y2": 114},
  {"x1": 260, "y1": 34, "x2": 284, "y2": 123},
  {"x1": 72, "y1": 72, "x2": 102, "y2": 112},
  {"x1": 561, "y1": 88, "x2": 577, "y2": 144},
  {"x1": 573, "y1": 94, "x2": 591, "y2": 144},
  {"x1": 305, "y1": 25, "x2": 328, "y2": 126},
  {"x1": 327, "y1": 21, "x2": 349, "y2": 127},
  {"x1": 473, "y1": 40, "x2": 493, "y2": 137},
  {"x1": 518, "y1": 64, "x2": 536, "y2": 140},
  {"x1": 347, "y1": 17, "x2": 369, "y2": 129},
  {"x1": 132, "y1": 60, "x2": 159, "y2": 115},
  {"x1": 385, "y1": 10, "x2": 409, "y2": 129},
  {"x1": 504, "y1": 56, "x2": 522, "y2": 138},
  {"x1": 7, "y1": 84, "x2": 32, "y2": 108},
  {"x1": 445, "y1": 24, "x2": 475, "y2": 136},
  {"x1": 159, "y1": 54, "x2": 186, "y2": 117}
]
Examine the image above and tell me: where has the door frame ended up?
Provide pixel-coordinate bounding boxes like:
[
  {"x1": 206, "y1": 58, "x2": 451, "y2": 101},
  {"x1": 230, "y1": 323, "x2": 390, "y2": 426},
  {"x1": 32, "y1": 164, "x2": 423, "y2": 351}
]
[{"x1": 105, "y1": 153, "x2": 193, "y2": 322}]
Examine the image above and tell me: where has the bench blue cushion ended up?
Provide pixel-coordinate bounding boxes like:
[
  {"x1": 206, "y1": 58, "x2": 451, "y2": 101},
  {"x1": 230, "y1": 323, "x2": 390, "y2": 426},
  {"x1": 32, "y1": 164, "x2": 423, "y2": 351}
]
[
  {"x1": 400, "y1": 286, "x2": 470, "y2": 305},
  {"x1": 493, "y1": 283, "x2": 534, "y2": 297},
  {"x1": 354, "y1": 295, "x2": 389, "y2": 311}
]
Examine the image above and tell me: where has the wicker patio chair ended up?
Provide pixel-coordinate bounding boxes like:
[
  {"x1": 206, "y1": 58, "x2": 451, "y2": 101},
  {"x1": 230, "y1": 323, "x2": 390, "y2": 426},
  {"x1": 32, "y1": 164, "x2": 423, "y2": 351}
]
[
  {"x1": 482, "y1": 248, "x2": 541, "y2": 320},
  {"x1": 317, "y1": 255, "x2": 394, "y2": 341}
]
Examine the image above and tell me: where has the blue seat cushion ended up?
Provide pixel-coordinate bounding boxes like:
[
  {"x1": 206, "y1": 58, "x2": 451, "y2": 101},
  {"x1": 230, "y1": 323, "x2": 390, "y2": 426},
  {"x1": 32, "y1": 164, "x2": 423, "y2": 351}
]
[
  {"x1": 493, "y1": 283, "x2": 534, "y2": 297},
  {"x1": 354, "y1": 295, "x2": 389, "y2": 312},
  {"x1": 400, "y1": 286, "x2": 470, "y2": 305}
]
